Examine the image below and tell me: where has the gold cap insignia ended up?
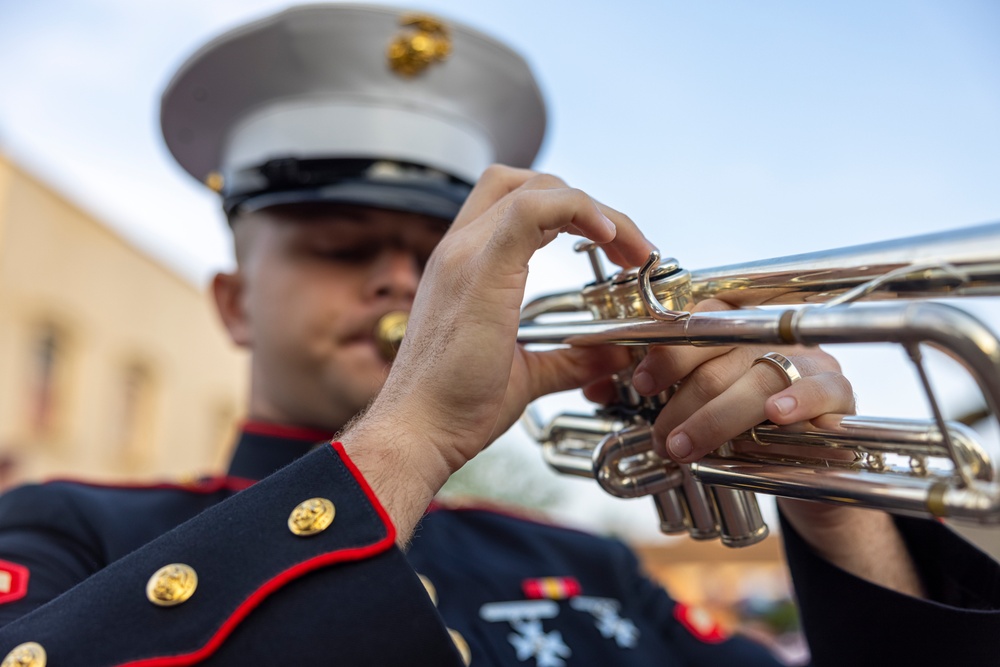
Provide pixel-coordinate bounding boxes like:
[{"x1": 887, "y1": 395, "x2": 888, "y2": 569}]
[
  {"x1": 204, "y1": 171, "x2": 225, "y2": 193},
  {"x1": 1, "y1": 642, "x2": 46, "y2": 667},
  {"x1": 288, "y1": 497, "x2": 336, "y2": 536},
  {"x1": 387, "y1": 13, "x2": 452, "y2": 77},
  {"x1": 146, "y1": 563, "x2": 198, "y2": 607}
]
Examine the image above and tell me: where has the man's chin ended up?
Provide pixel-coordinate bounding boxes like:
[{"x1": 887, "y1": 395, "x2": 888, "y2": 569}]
[
  {"x1": 342, "y1": 339, "x2": 394, "y2": 370},
  {"x1": 334, "y1": 370, "x2": 389, "y2": 410}
]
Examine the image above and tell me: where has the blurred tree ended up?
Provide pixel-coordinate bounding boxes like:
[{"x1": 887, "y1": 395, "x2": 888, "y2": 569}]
[{"x1": 439, "y1": 433, "x2": 564, "y2": 511}]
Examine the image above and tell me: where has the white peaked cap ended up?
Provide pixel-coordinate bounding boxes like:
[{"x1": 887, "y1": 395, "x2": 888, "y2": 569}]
[{"x1": 160, "y1": 4, "x2": 547, "y2": 219}]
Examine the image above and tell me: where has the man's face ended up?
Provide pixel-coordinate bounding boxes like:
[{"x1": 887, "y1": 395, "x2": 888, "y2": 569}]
[{"x1": 221, "y1": 203, "x2": 448, "y2": 430}]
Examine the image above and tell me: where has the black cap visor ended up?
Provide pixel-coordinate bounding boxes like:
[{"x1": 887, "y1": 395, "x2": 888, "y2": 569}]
[{"x1": 224, "y1": 158, "x2": 473, "y2": 222}]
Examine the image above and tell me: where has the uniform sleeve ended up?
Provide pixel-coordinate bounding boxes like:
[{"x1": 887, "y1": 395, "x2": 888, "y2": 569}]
[
  {"x1": 0, "y1": 443, "x2": 466, "y2": 666},
  {"x1": 0, "y1": 484, "x2": 107, "y2": 624},
  {"x1": 783, "y1": 512, "x2": 1000, "y2": 667}
]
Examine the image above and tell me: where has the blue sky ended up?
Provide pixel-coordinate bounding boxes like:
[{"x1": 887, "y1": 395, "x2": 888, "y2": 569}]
[
  {"x1": 2, "y1": 1, "x2": 998, "y2": 282},
  {"x1": 2, "y1": 1, "x2": 998, "y2": 536}
]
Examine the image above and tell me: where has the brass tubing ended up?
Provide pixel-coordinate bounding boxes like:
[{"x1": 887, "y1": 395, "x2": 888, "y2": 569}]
[
  {"x1": 690, "y1": 458, "x2": 1000, "y2": 524},
  {"x1": 515, "y1": 222, "x2": 1000, "y2": 542},
  {"x1": 689, "y1": 221, "x2": 1000, "y2": 306}
]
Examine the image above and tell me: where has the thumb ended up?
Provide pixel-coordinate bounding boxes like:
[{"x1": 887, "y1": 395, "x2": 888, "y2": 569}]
[{"x1": 523, "y1": 346, "x2": 633, "y2": 401}]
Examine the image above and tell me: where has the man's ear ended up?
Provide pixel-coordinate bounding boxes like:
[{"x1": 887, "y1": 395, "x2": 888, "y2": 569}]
[{"x1": 211, "y1": 271, "x2": 252, "y2": 347}]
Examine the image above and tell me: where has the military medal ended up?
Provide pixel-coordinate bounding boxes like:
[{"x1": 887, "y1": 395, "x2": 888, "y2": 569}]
[
  {"x1": 480, "y1": 600, "x2": 571, "y2": 666},
  {"x1": 570, "y1": 596, "x2": 640, "y2": 649}
]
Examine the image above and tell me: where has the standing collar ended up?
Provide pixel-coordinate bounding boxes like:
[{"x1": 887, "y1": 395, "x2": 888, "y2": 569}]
[{"x1": 227, "y1": 421, "x2": 337, "y2": 481}]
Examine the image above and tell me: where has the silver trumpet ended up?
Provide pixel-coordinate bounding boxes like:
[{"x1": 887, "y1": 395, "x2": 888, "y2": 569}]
[
  {"x1": 514, "y1": 222, "x2": 1000, "y2": 547},
  {"x1": 372, "y1": 223, "x2": 1000, "y2": 546}
]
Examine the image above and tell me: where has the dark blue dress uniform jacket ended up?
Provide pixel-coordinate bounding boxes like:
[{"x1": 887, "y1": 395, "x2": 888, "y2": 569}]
[{"x1": 0, "y1": 424, "x2": 997, "y2": 666}]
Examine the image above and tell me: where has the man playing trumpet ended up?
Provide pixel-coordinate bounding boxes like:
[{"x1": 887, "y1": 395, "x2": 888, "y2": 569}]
[{"x1": 0, "y1": 5, "x2": 996, "y2": 666}]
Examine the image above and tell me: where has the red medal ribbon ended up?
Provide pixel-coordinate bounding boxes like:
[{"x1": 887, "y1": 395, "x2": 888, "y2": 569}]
[{"x1": 521, "y1": 576, "x2": 582, "y2": 600}]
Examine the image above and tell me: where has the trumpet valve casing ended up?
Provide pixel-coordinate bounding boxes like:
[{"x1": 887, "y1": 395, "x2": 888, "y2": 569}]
[
  {"x1": 579, "y1": 256, "x2": 769, "y2": 546},
  {"x1": 582, "y1": 258, "x2": 693, "y2": 319}
]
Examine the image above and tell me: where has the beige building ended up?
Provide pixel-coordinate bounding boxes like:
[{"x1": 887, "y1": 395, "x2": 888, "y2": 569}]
[{"x1": 0, "y1": 152, "x2": 248, "y2": 487}]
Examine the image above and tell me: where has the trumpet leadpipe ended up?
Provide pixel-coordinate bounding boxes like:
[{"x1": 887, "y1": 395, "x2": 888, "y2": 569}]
[{"x1": 689, "y1": 220, "x2": 1000, "y2": 306}]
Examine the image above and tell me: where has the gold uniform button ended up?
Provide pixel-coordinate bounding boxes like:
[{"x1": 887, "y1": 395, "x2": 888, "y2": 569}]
[
  {"x1": 288, "y1": 497, "x2": 336, "y2": 536},
  {"x1": 418, "y1": 574, "x2": 438, "y2": 606},
  {"x1": 146, "y1": 563, "x2": 198, "y2": 607},
  {"x1": 448, "y1": 628, "x2": 471, "y2": 665},
  {"x1": 2, "y1": 641, "x2": 46, "y2": 667}
]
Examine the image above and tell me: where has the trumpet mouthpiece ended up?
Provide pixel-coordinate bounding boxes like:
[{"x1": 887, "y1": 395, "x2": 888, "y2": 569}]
[{"x1": 374, "y1": 311, "x2": 409, "y2": 361}]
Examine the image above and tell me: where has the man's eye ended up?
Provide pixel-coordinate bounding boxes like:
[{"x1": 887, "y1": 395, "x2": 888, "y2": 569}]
[{"x1": 316, "y1": 246, "x2": 376, "y2": 262}]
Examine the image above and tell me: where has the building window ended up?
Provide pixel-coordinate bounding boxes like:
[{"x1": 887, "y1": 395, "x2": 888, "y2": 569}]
[
  {"x1": 115, "y1": 361, "x2": 156, "y2": 466},
  {"x1": 0, "y1": 454, "x2": 17, "y2": 492},
  {"x1": 27, "y1": 323, "x2": 67, "y2": 437}
]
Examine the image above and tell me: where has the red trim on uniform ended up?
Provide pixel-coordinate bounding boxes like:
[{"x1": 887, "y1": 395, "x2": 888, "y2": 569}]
[
  {"x1": 426, "y1": 498, "x2": 531, "y2": 518},
  {"x1": 0, "y1": 560, "x2": 29, "y2": 606},
  {"x1": 240, "y1": 420, "x2": 336, "y2": 443},
  {"x1": 673, "y1": 602, "x2": 728, "y2": 644},
  {"x1": 329, "y1": 442, "x2": 397, "y2": 545},
  {"x1": 427, "y1": 499, "x2": 593, "y2": 537},
  {"x1": 426, "y1": 499, "x2": 444, "y2": 513},
  {"x1": 116, "y1": 442, "x2": 396, "y2": 667},
  {"x1": 43, "y1": 476, "x2": 256, "y2": 494}
]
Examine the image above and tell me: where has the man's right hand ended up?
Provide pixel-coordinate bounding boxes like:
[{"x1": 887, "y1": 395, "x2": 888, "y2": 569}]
[{"x1": 342, "y1": 165, "x2": 655, "y2": 544}]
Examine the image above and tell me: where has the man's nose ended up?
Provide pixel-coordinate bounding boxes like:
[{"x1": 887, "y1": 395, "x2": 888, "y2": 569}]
[{"x1": 368, "y1": 248, "x2": 421, "y2": 302}]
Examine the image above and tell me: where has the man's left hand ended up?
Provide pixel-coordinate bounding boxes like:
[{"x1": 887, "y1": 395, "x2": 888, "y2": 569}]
[{"x1": 631, "y1": 299, "x2": 926, "y2": 598}]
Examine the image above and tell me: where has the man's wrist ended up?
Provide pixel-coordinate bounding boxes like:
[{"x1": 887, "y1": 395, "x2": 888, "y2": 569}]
[
  {"x1": 779, "y1": 500, "x2": 926, "y2": 598},
  {"x1": 339, "y1": 400, "x2": 457, "y2": 546}
]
